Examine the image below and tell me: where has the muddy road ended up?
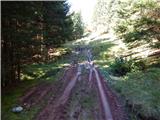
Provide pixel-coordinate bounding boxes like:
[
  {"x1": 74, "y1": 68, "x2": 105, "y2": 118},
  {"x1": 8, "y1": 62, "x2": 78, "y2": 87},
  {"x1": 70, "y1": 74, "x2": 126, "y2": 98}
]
[{"x1": 20, "y1": 47, "x2": 127, "y2": 120}]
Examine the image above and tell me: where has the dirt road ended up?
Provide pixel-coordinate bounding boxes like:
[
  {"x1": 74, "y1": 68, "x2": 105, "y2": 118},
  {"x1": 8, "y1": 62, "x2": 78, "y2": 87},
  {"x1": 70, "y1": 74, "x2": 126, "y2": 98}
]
[{"x1": 20, "y1": 47, "x2": 127, "y2": 120}]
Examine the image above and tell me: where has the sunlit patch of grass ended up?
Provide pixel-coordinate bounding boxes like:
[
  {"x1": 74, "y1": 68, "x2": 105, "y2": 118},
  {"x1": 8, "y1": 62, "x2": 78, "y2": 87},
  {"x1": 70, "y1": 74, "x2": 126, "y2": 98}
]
[
  {"x1": 86, "y1": 39, "x2": 116, "y2": 68},
  {"x1": 48, "y1": 47, "x2": 69, "y2": 58},
  {"x1": 21, "y1": 55, "x2": 70, "y2": 82},
  {"x1": 94, "y1": 60, "x2": 111, "y2": 68},
  {"x1": 59, "y1": 63, "x2": 70, "y2": 67},
  {"x1": 67, "y1": 37, "x2": 117, "y2": 67},
  {"x1": 21, "y1": 74, "x2": 34, "y2": 80}
]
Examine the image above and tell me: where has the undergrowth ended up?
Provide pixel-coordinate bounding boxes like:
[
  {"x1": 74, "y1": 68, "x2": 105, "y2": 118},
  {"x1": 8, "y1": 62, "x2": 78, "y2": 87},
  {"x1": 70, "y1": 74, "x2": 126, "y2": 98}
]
[
  {"x1": 111, "y1": 68, "x2": 160, "y2": 119},
  {"x1": 2, "y1": 51, "x2": 71, "y2": 120},
  {"x1": 86, "y1": 35, "x2": 160, "y2": 120},
  {"x1": 110, "y1": 57, "x2": 147, "y2": 76}
]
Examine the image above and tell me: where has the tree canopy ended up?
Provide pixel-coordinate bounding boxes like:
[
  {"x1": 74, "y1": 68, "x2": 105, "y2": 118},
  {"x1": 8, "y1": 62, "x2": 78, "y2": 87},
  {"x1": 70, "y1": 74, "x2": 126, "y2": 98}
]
[
  {"x1": 1, "y1": 1, "x2": 84, "y2": 86},
  {"x1": 115, "y1": 0, "x2": 160, "y2": 48}
]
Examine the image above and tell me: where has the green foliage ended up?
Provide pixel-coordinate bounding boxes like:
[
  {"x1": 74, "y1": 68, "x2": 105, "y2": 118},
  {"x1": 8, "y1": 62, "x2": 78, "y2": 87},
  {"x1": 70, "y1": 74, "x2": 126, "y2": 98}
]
[
  {"x1": 110, "y1": 57, "x2": 147, "y2": 76},
  {"x1": 112, "y1": 68, "x2": 160, "y2": 119},
  {"x1": 102, "y1": 67, "x2": 160, "y2": 119},
  {"x1": 1, "y1": 1, "x2": 77, "y2": 86},
  {"x1": 21, "y1": 57, "x2": 69, "y2": 82},
  {"x1": 115, "y1": 0, "x2": 160, "y2": 47},
  {"x1": 110, "y1": 57, "x2": 132, "y2": 76},
  {"x1": 89, "y1": 40, "x2": 116, "y2": 67},
  {"x1": 71, "y1": 12, "x2": 84, "y2": 39},
  {"x1": 92, "y1": 0, "x2": 119, "y2": 33},
  {"x1": 90, "y1": 40, "x2": 115, "y2": 58},
  {"x1": 43, "y1": 1, "x2": 74, "y2": 46}
]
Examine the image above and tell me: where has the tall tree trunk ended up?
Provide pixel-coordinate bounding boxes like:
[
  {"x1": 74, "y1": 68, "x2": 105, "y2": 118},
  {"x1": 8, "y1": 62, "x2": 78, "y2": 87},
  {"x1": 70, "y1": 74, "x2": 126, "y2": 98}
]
[{"x1": 17, "y1": 59, "x2": 21, "y2": 82}]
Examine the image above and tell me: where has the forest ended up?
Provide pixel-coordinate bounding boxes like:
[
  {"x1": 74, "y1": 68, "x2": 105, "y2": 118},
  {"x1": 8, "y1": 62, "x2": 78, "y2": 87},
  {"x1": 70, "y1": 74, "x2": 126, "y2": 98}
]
[
  {"x1": 2, "y1": 0, "x2": 160, "y2": 120},
  {"x1": 2, "y1": 1, "x2": 84, "y2": 87}
]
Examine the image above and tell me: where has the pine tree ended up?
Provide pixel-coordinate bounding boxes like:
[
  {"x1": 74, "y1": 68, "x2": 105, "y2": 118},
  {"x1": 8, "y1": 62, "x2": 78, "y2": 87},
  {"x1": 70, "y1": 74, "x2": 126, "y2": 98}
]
[
  {"x1": 72, "y1": 12, "x2": 84, "y2": 39},
  {"x1": 43, "y1": 1, "x2": 74, "y2": 47},
  {"x1": 92, "y1": 0, "x2": 118, "y2": 33},
  {"x1": 115, "y1": 0, "x2": 160, "y2": 48},
  {"x1": 1, "y1": 1, "x2": 76, "y2": 86}
]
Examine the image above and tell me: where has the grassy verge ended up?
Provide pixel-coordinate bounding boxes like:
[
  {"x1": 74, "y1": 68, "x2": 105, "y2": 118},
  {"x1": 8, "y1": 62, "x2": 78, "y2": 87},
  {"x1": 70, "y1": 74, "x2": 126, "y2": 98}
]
[
  {"x1": 2, "y1": 49, "x2": 71, "y2": 120},
  {"x1": 111, "y1": 68, "x2": 160, "y2": 120},
  {"x1": 79, "y1": 35, "x2": 160, "y2": 120},
  {"x1": 89, "y1": 39, "x2": 115, "y2": 66}
]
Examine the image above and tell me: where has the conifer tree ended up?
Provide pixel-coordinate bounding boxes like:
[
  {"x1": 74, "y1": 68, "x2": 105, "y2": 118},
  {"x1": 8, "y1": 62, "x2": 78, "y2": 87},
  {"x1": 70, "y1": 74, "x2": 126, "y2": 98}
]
[{"x1": 1, "y1": 1, "x2": 78, "y2": 86}]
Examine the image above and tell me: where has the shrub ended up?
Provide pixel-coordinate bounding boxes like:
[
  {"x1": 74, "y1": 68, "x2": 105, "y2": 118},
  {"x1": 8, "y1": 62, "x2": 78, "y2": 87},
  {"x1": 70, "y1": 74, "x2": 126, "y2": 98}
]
[
  {"x1": 110, "y1": 57, "x2": 146, "y2": 76},
  {"x1": 110, "y1": 57, "x2": 131, "y2": 76}
]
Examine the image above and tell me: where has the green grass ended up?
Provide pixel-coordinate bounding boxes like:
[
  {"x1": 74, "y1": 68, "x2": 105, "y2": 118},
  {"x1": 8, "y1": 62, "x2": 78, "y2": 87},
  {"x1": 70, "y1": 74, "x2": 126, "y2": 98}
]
[
  {"x1": 21, "y1": 57, "x2": 69, "y2": 81},
  {"x1": 2, "y1": 52, "x2": 71, "y2": 120},
  {"x1": 2, "y1": 80, "x2": 40, "y2": 120},
  {"x1": 110, "y1": 68, "x2": 160, "y2": 119},
  {"x1": 81, "y1": 95, "x2": 95, "y2": 109},
  {"x1": 87, "y1": 39, "x2": 116, "y2": 67},
  {"x1": 4, "y1": 35, "x2": 158, "y2": 120},
  {"x1": 84, "y1": 36, "x2": 160, "y2": 120}
]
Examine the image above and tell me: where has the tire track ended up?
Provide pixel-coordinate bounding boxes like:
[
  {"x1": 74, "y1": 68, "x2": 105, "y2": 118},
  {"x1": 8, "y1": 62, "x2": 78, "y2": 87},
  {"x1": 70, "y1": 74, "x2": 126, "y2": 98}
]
[
  {"x1": 32, "y1": 46, "x2": 127, "y2": 120},
  {"x1": 36, "y1": 64, "x2": 82, "y2": 120},
  {"x1": 93, "y1": 67, "x2": 113, "y2": 120},
  {"x1": 86, "y1": 47, "x2": 126, "y2": 120}
]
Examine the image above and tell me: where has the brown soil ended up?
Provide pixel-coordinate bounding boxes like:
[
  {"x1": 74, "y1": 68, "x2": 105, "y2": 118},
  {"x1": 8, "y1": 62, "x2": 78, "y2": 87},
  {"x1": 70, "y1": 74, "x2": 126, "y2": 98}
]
[
  {"x1": 35, "y1": 66, "x2": 77, "y2": 120},
  {"x1": 19, "y1": 67, "x2": 71, "y2": 108},
  {"x1": 67, "y1": 67, "x2": 103, "y2": 120},
  {"x1": 94, "y1": 68, "x2": 128, "y2": 120},
  {"x1": 19, "y1": 48, "x2": 128, "y2": 120}
]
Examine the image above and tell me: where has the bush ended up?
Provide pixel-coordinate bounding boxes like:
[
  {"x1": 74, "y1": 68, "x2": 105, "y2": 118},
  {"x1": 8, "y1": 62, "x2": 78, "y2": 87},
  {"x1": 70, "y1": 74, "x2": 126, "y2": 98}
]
[
  {"x1": 110, "y1": 57, "x2": 131, "y2": 76},
  {"x1": 110, "y1": 57, "x2": 146, "y2": 76}
]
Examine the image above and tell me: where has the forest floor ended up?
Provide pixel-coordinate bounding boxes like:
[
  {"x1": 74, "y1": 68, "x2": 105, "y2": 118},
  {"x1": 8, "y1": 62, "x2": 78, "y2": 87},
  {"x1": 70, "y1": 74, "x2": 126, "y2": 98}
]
[
  {"x1": 2, "y1": 33, "x2": 159, "y2": 120},
  {"x1": 19, "y1": 46, "x2": 127, "y2": 120}
]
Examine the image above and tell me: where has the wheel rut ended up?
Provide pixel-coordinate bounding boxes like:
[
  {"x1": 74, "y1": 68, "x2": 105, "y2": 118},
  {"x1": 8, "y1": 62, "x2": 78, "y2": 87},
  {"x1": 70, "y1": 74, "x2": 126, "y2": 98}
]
[{"x1": 20, "y1": 47, "x2": 127, "y2": 120}]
